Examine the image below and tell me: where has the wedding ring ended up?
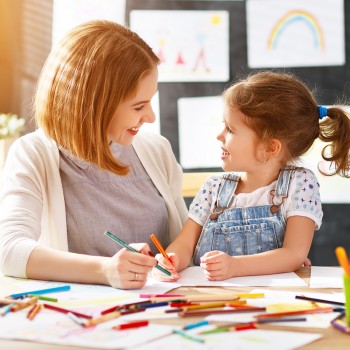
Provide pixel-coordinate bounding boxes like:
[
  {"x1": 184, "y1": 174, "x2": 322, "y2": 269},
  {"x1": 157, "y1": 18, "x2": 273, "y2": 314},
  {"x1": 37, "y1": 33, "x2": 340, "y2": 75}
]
[{"x1": 134, "y1": 273, "x2": 138, "y2": 281}]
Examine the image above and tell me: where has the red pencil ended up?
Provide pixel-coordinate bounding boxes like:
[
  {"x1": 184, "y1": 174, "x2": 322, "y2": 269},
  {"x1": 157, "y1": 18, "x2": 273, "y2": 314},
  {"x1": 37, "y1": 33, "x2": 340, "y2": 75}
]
[
  {"x1": 113, "y1": 320, "x2": 149, "y2": 330},
  {"x1": 43, "y1": 303, "x2": 92, "y2": 319}
]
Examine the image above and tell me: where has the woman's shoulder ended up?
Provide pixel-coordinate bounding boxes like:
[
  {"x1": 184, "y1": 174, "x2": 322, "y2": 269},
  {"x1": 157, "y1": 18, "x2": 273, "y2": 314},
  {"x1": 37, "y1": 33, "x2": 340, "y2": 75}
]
[{"x1": 8, "y1": 129, "x2": 58, "y2": 164}]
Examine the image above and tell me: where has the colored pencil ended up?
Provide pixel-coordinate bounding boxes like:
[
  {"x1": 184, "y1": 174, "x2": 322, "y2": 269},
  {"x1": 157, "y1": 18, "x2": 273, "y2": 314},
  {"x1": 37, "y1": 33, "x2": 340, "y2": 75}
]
[
  {"x1": 235, "y1": 293, "x2": 265, "y2": 299},
  {"x1": 173, "y1": 329, "x2": 205, "y2": 343},
  {"x1": 133, "y1": 301, "x2": 168, "y2": 309},
  {"x1": 201, "y1": 323, "x2": 256, "y2": 334},
  {"x1": 0, "y1": 297, "x2": 29, "y2": 305},
  {"x1": 255, "y1": 307, "x2": 334, "y2": 320},
  {"x1": 27, "y1": 304, "x2": 42, "y2": 320},
  {"x1": 28, "y1": 294, "x2": 58, "y2": 302},
  {"x1": 183, "y1": 302, "x2": 228, "y2": 311},
  {"x1": 1, "y1": 304, "x2": 14, "y2": 316},
  {"x1": 84, "y1": 311, "x2": 121, "y2": 327},
  {"x1": 113, "y1": 320, "x2": 149, "y2": 330},
  {"x1": 256, "y1": 317, "x2": 307, "y2": 323},
  {"x1": 9, "y1": 285, "x2": 70, "y2": 299},
  {"x1": 101, "y1": 300, "x2": 151, "y2": 315},
  {"x1": 335, "y1": 246, "x2": 350, "y2": 276},
  {"x1": 43, "y1": 303, "x2": 92, "y2": 319},
  {"x1": 149, "y1": 294, "x2": 240, "y2": 303},
  {"x1": 295, "y1": 295, "x2": 345, "y2": 306},
  {"x1": 105, "y1": 231, "x2": 171, "y2": 276},
  {"x1": 140, "y1": 294, "x2": 184, "y2": 298},
  {"x1": 331, "y1": 319, "x2": 350, "y2": 334},
  {"x1": 180, "y1": 307, "x2": 266, "y2": 317},
  {"x1": 183, "y1": 320, "x2": 209, "y2": 330},
  {"x1": 11, "y1": 297, "x2": 38, "y2": 312},
  {"x1": 150, "y1": 233, "x2": 174, "y2": 267},
  {"x1": 67, "y1": 312, "x2": 86, "y2": 326}
]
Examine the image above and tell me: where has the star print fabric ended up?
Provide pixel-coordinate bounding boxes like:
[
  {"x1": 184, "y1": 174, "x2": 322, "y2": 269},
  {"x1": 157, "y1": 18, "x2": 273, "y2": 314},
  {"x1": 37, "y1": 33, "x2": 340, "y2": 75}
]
[{"x1": 188, "y1": 168, "x2": 323, "y2": 230}]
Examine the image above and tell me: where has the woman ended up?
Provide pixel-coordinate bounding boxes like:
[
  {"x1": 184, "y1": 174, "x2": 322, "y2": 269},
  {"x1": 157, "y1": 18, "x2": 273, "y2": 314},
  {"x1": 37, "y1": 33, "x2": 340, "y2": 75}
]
[{"x1": 0, "y1": 20, "x2": 187, "y2": 289}]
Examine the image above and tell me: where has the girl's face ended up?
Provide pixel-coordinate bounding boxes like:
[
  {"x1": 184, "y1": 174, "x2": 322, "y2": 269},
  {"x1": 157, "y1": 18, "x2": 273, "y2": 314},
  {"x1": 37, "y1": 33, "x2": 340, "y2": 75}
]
[
  {"x1": 217, "y1": 105, "x2": 262, "y2": 172},
  {"x1": 107, "y1": 67, "x2": 158, "y2": 145}
]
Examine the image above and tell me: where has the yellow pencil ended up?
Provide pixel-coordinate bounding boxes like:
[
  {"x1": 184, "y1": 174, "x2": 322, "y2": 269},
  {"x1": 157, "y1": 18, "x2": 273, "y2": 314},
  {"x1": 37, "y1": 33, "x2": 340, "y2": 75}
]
[{"x1": 235, "y1": 293, "x2": 265, "y2": 299}]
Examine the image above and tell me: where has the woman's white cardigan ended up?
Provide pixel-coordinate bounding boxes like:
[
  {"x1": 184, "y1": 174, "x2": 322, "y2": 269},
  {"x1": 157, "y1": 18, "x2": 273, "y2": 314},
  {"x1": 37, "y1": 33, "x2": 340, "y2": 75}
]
[{"x1": 0, "y1": 129, "x2": 188, "y2": 277}]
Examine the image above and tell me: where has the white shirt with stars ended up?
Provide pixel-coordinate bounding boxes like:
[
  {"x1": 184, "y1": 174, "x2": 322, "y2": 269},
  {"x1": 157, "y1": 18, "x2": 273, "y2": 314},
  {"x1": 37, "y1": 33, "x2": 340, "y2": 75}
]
[{"x1": 189, "y1": 168, "x2": 323, "y2": 230}]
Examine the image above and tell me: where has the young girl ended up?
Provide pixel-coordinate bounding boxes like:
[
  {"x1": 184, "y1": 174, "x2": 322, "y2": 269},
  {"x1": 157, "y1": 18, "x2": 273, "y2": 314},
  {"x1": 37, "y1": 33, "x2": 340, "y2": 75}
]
[{"x1": 155, "y1": 71, "x2": 350, "y2": 281}]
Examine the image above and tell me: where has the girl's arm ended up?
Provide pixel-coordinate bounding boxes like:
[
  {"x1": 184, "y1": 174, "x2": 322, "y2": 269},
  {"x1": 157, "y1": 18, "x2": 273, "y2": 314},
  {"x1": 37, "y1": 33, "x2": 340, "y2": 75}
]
[
  {"x1": 165, "y1": 219, "x2": 203, "y2": 271},
  {"x1": 200, "y1": 216, "x2": 314, "y2": 280}
]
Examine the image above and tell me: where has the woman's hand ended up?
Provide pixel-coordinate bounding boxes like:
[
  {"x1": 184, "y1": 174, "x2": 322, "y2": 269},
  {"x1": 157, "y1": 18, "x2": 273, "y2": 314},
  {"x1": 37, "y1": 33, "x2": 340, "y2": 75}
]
[
  {"x1": 152, "y1": 253, "x2": 180, "y2": 282},
  {"x1": 102, "y1": 243, "x2": 157, "y2": 289},
  {"x1": 200, "y1": 250, "x2": 234, "y2": 281}
]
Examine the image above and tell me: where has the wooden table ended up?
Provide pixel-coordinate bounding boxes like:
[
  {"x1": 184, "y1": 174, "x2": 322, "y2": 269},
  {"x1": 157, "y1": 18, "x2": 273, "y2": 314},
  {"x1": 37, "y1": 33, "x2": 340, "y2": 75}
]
[{"x1": 0, "y1": 267, "x2": 349, "y2": 350}]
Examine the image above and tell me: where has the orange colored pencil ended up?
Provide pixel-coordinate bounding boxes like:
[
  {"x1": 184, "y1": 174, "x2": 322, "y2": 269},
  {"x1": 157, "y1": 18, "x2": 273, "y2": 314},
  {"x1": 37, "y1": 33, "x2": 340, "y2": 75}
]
[
  {"x1": 150, "y1": 233, "x2": 174, "y2": 267},
  {"x1": 27, "y1": 304, "x2": 42, "y2": 320},
  {"x1": 335, "y1": 246, "x2": 350, "y2": 276}
]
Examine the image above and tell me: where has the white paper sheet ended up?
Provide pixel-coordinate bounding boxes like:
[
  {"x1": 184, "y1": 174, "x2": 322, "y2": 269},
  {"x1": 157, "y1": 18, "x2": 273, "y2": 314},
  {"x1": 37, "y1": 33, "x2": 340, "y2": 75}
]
[
  {"x1": 310, "y1": 266, "x2": 344, "y2": 288},
  {"x1": 247, "y1": 0, "x2": 345, "y2": 68},
  {"x1": 176, "y1": 266, "x2": 307, "y2": 287},
  {"x1": 131, "y1": 329, "x2": 322, "y2": 350}
]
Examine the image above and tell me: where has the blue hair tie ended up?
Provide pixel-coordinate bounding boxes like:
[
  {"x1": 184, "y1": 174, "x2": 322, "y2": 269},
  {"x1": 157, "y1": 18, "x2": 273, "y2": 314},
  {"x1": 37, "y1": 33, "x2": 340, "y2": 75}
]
[{"x1": 318, "y1": 105, "x2": 327, "y2": 120}]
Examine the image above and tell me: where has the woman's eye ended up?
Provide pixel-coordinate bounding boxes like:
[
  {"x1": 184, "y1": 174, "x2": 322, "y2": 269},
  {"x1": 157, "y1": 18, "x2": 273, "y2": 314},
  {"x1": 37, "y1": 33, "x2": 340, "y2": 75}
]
[
  {"x1": 135, "y1": 105, "x2": 144, "y2": 111},
  {"x1": 225, "y1": 126, "x2": 232, "y2": 134}
]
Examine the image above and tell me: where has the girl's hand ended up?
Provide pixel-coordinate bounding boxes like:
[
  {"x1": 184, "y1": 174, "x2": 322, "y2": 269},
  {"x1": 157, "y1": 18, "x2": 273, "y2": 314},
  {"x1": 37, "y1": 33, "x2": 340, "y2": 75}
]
[
  {"x1": 102, "y1": 243, "x2": 157, "y2": 289},
  {"x1": 152, "y1": 253, "x2": 180, "y2": 282},
  {"x1": 200, "y1": 250, "x2": 234, "y2": 281},
  {"x1": 302, "y1": 257, "x2": 312, "y2": 267}
]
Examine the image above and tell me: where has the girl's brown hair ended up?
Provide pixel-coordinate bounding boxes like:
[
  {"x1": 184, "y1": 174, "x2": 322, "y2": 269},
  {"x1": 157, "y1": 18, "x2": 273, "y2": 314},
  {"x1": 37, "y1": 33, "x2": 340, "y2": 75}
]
[
  {"x1": 223, "y1": 71, "x2": 350, "y2": 177},
  {"x1": 35, "y1": 20, "x2": 160, "y2": 175}
]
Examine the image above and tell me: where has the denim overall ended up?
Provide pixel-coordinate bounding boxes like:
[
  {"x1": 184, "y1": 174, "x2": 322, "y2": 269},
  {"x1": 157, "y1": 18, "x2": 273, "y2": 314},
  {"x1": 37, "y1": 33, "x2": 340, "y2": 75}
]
[{"x1": 193, "y1": 166, "x2": 297, "y2": 265}]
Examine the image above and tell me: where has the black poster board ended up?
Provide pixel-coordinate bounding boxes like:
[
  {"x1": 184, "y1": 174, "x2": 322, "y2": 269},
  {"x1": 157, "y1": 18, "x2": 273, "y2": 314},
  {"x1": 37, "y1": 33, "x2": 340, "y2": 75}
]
[{"x1": 125, "y1": 0, "x2": 350, "y2": 265}]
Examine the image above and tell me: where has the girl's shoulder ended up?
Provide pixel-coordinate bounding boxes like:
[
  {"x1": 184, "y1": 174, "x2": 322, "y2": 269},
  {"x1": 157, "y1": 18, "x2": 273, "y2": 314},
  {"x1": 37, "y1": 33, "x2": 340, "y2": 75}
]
[{"x1": 291, "y1": 167, "x2": 320, "y2": 189}]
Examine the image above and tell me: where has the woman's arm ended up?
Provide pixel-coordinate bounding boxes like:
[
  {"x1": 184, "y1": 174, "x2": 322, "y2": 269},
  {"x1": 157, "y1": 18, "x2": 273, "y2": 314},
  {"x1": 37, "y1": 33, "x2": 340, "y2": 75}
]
[
  {"x1": 26, "y1": 245, "x2": 157, "y2": 289},
  {"x1": 200, "y1": 216, "x2": 315, "y2": 280}
]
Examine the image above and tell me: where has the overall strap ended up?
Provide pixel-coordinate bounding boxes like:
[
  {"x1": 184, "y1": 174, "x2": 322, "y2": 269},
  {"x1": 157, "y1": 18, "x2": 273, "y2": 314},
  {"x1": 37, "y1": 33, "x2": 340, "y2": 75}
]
[
  {"x1": 275, "y1": 165, "x2": 297, "y2": 197},
  {"x1": 270, "y1": 166, "x2": 301, "y2": 213},
  {"x1": 216, "y1": 173, "x2": 240, "y2": 208}
]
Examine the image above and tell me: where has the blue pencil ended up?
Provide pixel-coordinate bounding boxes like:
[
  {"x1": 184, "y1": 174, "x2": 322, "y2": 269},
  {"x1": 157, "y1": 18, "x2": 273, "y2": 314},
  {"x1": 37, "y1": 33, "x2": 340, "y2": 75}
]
[
  {"x1": 9, "y1": 285, "x2": 71, "y2": 299},
  {"x1": 105, "y1": 231, "x2": 172, "y2": 276},
  {"x1": 183, "y1": 320, "x2": 210, "y2": 330}
]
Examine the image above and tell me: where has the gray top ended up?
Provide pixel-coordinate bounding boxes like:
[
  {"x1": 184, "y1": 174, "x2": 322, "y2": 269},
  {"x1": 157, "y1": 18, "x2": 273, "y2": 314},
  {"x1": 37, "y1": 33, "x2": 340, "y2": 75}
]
[{"x1": 59, "y1": 142, "x2": 168, "y2": 257}]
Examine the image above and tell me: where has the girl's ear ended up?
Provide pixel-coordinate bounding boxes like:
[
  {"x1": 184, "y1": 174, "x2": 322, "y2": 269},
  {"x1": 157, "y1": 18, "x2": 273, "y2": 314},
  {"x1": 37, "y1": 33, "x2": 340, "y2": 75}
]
[{"x1": 267, "y1": 139, "x2": 282, "y2": 157}]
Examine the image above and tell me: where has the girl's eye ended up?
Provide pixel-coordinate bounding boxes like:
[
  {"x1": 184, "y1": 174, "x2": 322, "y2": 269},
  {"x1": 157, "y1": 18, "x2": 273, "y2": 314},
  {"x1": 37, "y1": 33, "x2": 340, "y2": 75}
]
[
  {"x1": 225, "y1": 126, "x2": 232, "y2": 134},
  {"x1": 135, "y1": 105, "x2": 144, "y2": 111}
]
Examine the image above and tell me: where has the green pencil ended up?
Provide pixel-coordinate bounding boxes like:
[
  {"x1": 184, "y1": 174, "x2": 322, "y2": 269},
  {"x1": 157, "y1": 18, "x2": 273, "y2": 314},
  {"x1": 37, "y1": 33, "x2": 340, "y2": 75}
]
[{"x1": 105, "y1": 231, "x2": 172, "y2": 276}]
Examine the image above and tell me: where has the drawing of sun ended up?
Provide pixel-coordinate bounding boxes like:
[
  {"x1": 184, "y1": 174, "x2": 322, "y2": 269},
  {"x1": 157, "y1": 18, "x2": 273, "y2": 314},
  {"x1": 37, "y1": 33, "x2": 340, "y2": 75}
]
[{"x1": 211, "y1": 15, "x2": 221, "y2": 25}]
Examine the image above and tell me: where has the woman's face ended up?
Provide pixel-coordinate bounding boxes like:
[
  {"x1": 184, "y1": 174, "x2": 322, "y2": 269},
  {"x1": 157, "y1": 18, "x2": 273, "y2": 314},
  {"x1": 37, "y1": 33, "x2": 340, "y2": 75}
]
[{"x1": 107, "y1": 67, "x2": 158, "y2": 145}]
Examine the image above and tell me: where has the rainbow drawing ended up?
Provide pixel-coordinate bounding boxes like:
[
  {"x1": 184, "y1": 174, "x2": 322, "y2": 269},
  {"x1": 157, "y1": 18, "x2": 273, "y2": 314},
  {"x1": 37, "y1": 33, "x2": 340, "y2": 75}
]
[{"x1": 267, "y1": 9, "x2": 325, "y2": 51}]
